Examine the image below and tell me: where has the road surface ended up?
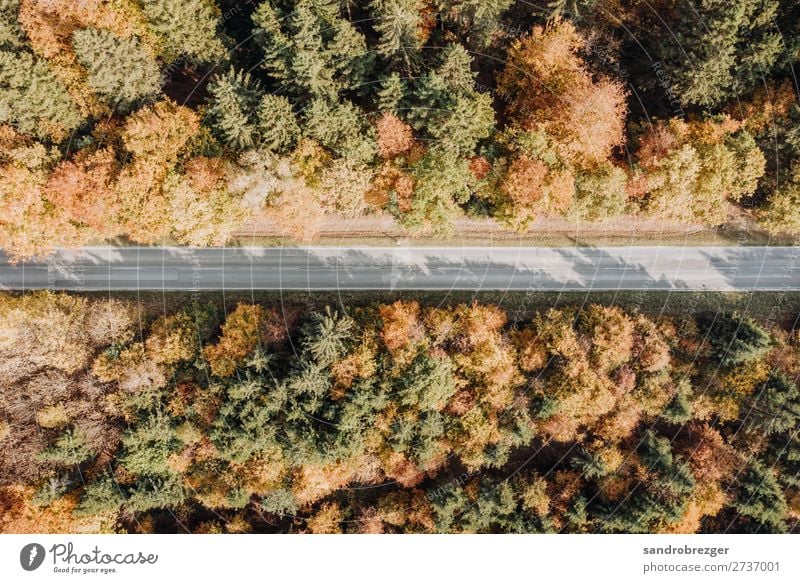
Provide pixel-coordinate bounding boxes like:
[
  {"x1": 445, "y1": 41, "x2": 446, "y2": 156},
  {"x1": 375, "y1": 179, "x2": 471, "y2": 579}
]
[{"x1": 1, "y1": 246, "x2": 799, "y2": 291}]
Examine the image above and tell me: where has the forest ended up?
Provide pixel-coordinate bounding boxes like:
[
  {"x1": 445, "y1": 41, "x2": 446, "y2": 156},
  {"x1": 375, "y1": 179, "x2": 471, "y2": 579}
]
[
  {"x1": 1, "y1": 0, "x2": 800, "y2": 258},
  {"x1": 1, "y1": 291, "x2": 799, "y2": 533}
]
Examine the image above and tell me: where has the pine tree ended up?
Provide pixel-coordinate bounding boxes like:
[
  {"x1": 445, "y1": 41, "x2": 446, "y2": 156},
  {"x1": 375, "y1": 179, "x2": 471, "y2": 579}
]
[
  {"x1": 206, "y1": 69, "x2": 263, "y2": 151},
  {"x1": 740, "y1": 373, "x2": 800, "y2": 435},
  {"x1": 119, "y1": 412, "x2": 182, "y2": 477},
  {"x1": 408, "y1": 44, "x2": 493, "y2": 158},
  {"x1": 0, "y1": 51, "x2": 81, "y2": 139},
  {"x1": 303, "y1": 97, "x2": 377, "y2": 164},
  {"x1": 301, "y1": 307, "x2": 355, "y2": 367},
  {"x1": 211, "y1": 374, "x2": 279, "y2": 463},
  {"x1": 252, "y1": 0, "x2": 372, "y2": 100},
  {"x1": 126, "y1": 473, "x2": 186, "y2": 513},
  {"x1": 769, "y1": 431, "x2": 800, "y2": 489},
  {"x1": 697, "y1": 312, "x2": 772, "y2": 368},
  {"x1": 37, "y1": 428, "x2": 94, "y2": 466},
  {"x1": 0, "y1": 0, "x2": 21, "y2": 49},
  {"x1": 261, "y1": 488, "x2": 298, "y2": 515},
  {"x1": 662, "y1": 387, "x2": 693, "y2": 425},
  {"x1": 72, "y1": 29, "x2": 162, "y2": 112},
  {"x1": 435, "y1": 0, "x2": 514, "y2": 48},
  {"x1": 377, "y1": 73, "x2": 406, "y2": 113},
  {"x1": 731, "y1": 460, "x2": 788, "y2": 532},
  {"x1": 394, "y1": 351, "x2": 457, "y2": 410},
  {"x1": 547, "y1": 0, "x2": 597, "y2": 19},
  {"x1": 600, "y1": 431, "x2": 695, "y2": 532},
  {"x1": 571, "y1": 447, "x2": 608, "y2": 479},
  {"x1": 256, "y1": 94, "x2": 300, "y2": 153},
  {"x1": 641, "y1": 0, "x2": 783, "y2": 107},
  {"x1": 370, "y1": 0, "x2": 426, "y2": 67},
  {"x1": 141, "y1": 0, "x2": 227, "y2": 64},
  {"x1": 76, "y1": 473, "x2": 125, "y2": 516},
  {"x1": 404, "y1": 149, "x2": 474, "y2": 236},
  {"x1": 427, "y1": 92, "x2": 495, "y2": 158}
]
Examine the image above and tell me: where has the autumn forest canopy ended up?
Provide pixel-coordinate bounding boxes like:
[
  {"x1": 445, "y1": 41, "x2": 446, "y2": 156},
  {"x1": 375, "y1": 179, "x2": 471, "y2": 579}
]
[
  {"x1": 0, "y1": 0, "x2": 799, "y2": 258},
  {"x1": 1, "y1": 291, "x2": 799, "y2": 533},
  {"x1": 2, "y1": 0, "x2": 800, "y2": 538}
]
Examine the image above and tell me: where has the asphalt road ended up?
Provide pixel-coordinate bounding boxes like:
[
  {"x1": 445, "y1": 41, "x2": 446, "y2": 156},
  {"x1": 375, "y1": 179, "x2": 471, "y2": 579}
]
[{"x1": 1, "y1": 246, "x2": 799, "y2": 291}]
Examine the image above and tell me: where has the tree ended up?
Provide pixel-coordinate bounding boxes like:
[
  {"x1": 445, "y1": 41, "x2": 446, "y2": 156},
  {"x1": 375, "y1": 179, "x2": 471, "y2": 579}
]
[
  {"x1": 497, "y1": 20, "x2": 626, "y2": 166},
  {"x1": 256, "y1": 94, "x2": 300, "y2": 153},
  {"x1": 203, "y1": 304, "x2": 267, "y2": 378},
  {"x1": 85, "y1": 298, "x2": 135, "y2": 345},
  {"x1": 740, "y1": 373, "x2": 800, "y2": 435},
  {"x1": 301, "y1": 307, "x2": 355, "y2": 367},
  {"x1": 76, "y1": 473, "x2": 124, "y2": 516},
  {"x1": 210, "y1": 375, "x2": 280, "y2": 464},
  {"x1": 600, "y1": 431, "x2": 696, "y2": 533},
  {"x1": 395, "y1": 351, "x2": 457, "y2": 411},
  {"x1": 45, "y1": 147, "x2": 119, "y2": 238},
  {"x1": 403, "y1": 149, "x2": 473, "y2": 236},
  {"x1": 571, "y1": 447, "x2": 610, "y2": 479},
  {"x1": 0, "y1": 291, "x2": 98, "y2": 373},
  {"x1": 252, "y1": 0, "x2": 372, "y2": 100},
  {"x1": 0, "y1": 50, "x2": 81, "y2": 139},
  {"x1": 119, "y1": 412, "x2": 182, "y2": 477},
  {"x1": 580, "y1": 305, "x2": 635, "y2": 372},
  {"x1": 121, "y1": 100, "x2": 199, "y2": 163},
  {"x1": 37, "y1": 428, "x2": 94, "y2": 466},
  {"x1": 370, "y1": 0, "x2": 429, "y2": 67},
  {"x1": 116, "y1": 100, "x2": 200, "y2": 243},
  {"x1": 639, "y1": 0, "x2": 783, "y2": 107},
  {"x1": 434, "y1": 0, "x2": 514, "y2": 48},
  {"x1": 0, "y1": 0, "x2": 22, "y2": 49},
  {"x1": 570, "y1": 162, "x2": 628, "y2": 221},
  {"x1": 206, "y1": 69, "x2": 263, "y2": 151},
  {"x1": 495, "y1": 151, "x2": 554, "y2": 230},
  {"x1": 427, "y1": 92, "x2": 494, "y2": 158},
  {"x1": 662, "y1": 386, "x2": 693, "y2": 425},
  {"x1": 636, "y1": 119, "x2": 765, "y2": 225},
  {"x1": 145, "y1": 313, "x2": 197, "y2": 365},
  {"x1": 697, "y1": 312, "x2": 772, "y2": 368},
  {"x1": 759, "y1": 162, "x2": 800, "y2": 235},
  {"x1": 260, "y1": 488, "x2": 298, "y2": 516},
  {"x1": 376, "y1": 112, "x2": 414, "y2": 159},
  {"x1": 547, "y1": 0, "x2": 598, "y2": 19},
  {"x1": 317, "y1": 159, "x2": 373, "y2": 217},
  {"x1": 306, "y1": 501, "x2": 343, "y2": 533},
  {"x1": 380, "y1": 300, "x2": 424, "y2": 355},
  {"x1": 0, "y1": 133, "x2": 79, "y2": 259},
  {"x1": 263, "y1": 176, "x2": 327, "y2": 241},
  {"x1": 303, "y1": 98, "x2": 376, "y2": 164},
  {"x1": 407, "y1": 44, "x2": 494, "y2": 158},
  {"x1": 125, "y1": 473, "x2": 185, "y2": 513},
  {"x1": 769, "y1": 431, "x2": 800, "y2": 490},
  {"x1": 377, "y1": 73, "x2": 406, "y2": 113},
  {"x1": 730, "y1": 460, "x2": 788, "y2": 532},
  {"x1": 72, "y1": 28, "x2": 162, "y2": 112},
  {"x1": 163, "y1": 157, "x2": 249, "y2": 246},
  {"x1": 141, "y1": 0, "x2": 227, "y2": 64}
]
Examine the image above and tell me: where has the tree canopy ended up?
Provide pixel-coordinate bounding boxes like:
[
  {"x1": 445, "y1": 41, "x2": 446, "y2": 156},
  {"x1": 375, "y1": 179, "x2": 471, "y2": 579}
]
[{"x1": 2, "y1": 293, "x2": 799, "y2": 534}]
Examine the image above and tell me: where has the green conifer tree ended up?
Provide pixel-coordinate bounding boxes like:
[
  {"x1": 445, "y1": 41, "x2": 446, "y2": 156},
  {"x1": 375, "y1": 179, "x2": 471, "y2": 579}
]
[
  {"x1": 0, "y1": 51, "x2": 81, "y2": 139},
  {"x1": 72, "y1": 28, "x2": 162, "y2": 112},
  {"x1": 141, "y1": 0, "x2": 227, "y2": 64},
  {"x1": 206, "y1": 68, "x2": 263, "y2": 151}
]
